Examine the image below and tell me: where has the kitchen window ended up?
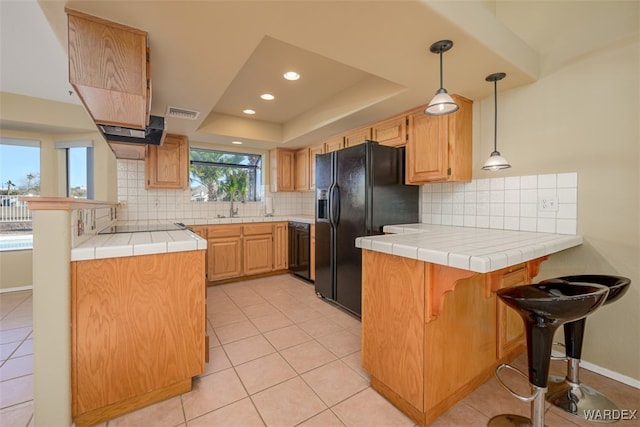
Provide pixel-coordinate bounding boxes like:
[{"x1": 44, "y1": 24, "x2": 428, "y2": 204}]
[
  {"x1": 189, "y1": 148, "x2": 262, "y2": 202},
  {"x1": 56, "y1": 141, "x2": 94, "y2": 199}
]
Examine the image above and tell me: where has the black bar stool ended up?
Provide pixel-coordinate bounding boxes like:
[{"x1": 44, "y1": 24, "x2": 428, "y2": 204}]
[
  {"x1": 540, "y1": 275, "x2": 631, "y2": 421},
  {"x1": 489, "y1": 282, "x2": 609, "y2": 427}
]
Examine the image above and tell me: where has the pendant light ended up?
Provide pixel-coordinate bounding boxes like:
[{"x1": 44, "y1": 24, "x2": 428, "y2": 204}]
[
  {"x1": 482, "y1": 72, "x2": 511, "y2": 170},
  {"x1": 425, "y1": 40, "x2": 459, "y2": 116}
]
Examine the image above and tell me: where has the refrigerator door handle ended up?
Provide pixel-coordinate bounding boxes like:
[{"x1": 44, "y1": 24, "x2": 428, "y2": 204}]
[{"x1": 331, "y1": 184, "x2": 340, "y2": 227}]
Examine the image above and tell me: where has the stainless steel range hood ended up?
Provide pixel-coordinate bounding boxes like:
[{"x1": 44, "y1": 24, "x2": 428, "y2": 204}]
[{"x1": 98, "y1": 115, "x2": 166, "y2": 146}]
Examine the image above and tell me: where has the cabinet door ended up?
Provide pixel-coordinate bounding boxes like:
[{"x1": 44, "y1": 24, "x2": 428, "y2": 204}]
[
  {"x1": 145, "y1": 134, "x2": 188, "y2": 189},
  {"x1": 497, "y1": 267, "x2": 528, "y2": 359},
  {"x1": 244, "y1": 234, "x2": 273, "y2": 275},
  {"x1": 406, "y1": 95, "x2": 472, "y2": 183},
  {"x1": 344, "y1": 126, "x2": 372, "y2": 148},
  {"x1": 406, "y1": 109, "x2": 449, "y2": 183},
  {"x1": 273, "y1": 223, "x2": 288, "y2": 271},
  {"x1": 270, "y1": 148, "x2": 295, "y2": 192},
  {"x1": 66, "y1": 9, "x2": 149, "y2": 129},
  {"x1": 324, "y1": 135, "x2": 345, "y2": 153},
  {"x1": 309, "y1": 144, "x2": 324, "y2": 191},
  {"x1": 207, "y1": 236, "x2": 242, "y2": 280},
  {"x1": 295, "y1": 148, "x2": 310, "y2": 191},
  {"x1": 372, "y1": 114, "x2": 407, "y2": 147}
]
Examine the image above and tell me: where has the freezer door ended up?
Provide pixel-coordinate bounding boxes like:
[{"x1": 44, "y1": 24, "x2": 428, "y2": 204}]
[
  {"x1": 334, "y1": 144, "x2": 367, "y2": 316},
  {"x1": 314, "y1": 152, "x2": 334, "y2": 299}
]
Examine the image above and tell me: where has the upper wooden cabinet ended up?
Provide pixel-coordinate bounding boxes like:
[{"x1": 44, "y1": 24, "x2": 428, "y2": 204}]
[
  {"x1": 309, "y1": 143, "x2": 324, "y2": 191},
  {"x1": 372, "y1": 114, "x2": 408, "y2": 147},
  {"x1": 294, "y1": 148, "x2": 310, "y2": 191},
  {"x1": 406, "y1": 95, "x2": 473, "y2": 183},
  {"x1": 145, "y1": 134, "x2": 189, "y2": 189},
  {"x1": 66, "y1": 8, "x2": 150, "y2": 129},
  {"x1": 344, "y1": 126, "x2": 372, "y2": 148},
  {"x1": 323, "y1": 135, "x2": 345, "y2": 153},
  {"x1": 270, "y1": 148, "x2": 295, "y2": 192}
]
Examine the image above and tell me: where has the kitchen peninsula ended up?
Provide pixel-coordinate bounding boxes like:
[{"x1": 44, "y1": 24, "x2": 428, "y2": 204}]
[
  {"x1": 355, "y1": 224, "x2": 582, "y2": 426},
  {"x1": 22, "y1": 197, "x2": 208, "y2": 427}
]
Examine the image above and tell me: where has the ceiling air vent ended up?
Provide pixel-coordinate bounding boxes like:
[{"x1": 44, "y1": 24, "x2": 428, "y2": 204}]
[{"x1": 165, "y1": 106, "x2": 200, "y2": 120}]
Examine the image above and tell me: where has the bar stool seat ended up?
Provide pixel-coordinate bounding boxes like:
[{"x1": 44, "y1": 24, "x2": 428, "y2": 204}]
[
  {"x1": 540, "y1": 275, "x2": 631, "y2": 422},
  {"x1": 489, "y1": 282, "x2": 609, "y2": 427}
]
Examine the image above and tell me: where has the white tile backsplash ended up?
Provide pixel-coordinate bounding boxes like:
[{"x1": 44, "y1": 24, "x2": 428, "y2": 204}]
[
  {"x1": 116, "y1": 159, "x2": 314, "y2": 221},
  {"x1": 421, "y1": 173, "x2": 578, "y2": 235}
]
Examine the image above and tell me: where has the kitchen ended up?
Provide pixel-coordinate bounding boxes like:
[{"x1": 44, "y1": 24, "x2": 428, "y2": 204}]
[{"x1": 0, "y1": 1, "x2": 638, "y2": 426}]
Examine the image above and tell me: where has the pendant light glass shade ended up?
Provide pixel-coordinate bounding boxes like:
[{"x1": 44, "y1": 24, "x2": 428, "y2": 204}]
[
  {"x1": 425, "y1": 40, "x2": 459, "y2": 116},
  {"x1": 482, "y1": 72, "x2": 511, "y2": 171},
  {"x1": 425, "y1": 88, "x2": 458, "y2": 115},
  {"x1": 482, "y1": 151, "x2": 511, "y2": 170}
]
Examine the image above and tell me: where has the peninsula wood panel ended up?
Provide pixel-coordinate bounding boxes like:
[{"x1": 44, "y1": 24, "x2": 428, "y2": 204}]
[
  {"x1": 71, "y1": 251, "x2": 205, "y2": 417},
  {"x1": 362, "y1": 250, "x2": 425, "y2": 411},
  {"x1": 361, "y1": 249, "x2": 543, "y2": 426},
  {"x1": 424, "y1": 274, "x2": 496, "y2": 413}
]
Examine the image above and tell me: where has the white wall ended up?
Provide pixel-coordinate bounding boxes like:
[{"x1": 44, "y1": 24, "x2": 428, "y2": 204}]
[{"x1": 470, "y1": 37, "x2": 639, "y2": 381}]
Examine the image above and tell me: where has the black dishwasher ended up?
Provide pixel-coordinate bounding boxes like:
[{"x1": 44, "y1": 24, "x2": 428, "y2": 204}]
[{"x1": 288, "y1": 221, "x2": 311, "y2": 281}]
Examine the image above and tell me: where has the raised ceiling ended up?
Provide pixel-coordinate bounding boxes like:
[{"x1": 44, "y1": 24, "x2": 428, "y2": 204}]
[{"x1": 1, "y1": 1, "x2": 637, "y2": 150}]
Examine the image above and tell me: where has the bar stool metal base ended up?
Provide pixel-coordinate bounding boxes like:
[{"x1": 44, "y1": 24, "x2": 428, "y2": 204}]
[
  {"x1": 488, "y1": 414, "x2": 537, "y2": 427},
  {"x1": 546, "y1": 375, "x2": 619, "y2": 423}
]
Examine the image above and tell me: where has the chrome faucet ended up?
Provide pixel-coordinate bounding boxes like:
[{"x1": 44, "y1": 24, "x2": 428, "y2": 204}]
[{"x1": 230, "y1": 199, "x2": 239, "y2": 217}]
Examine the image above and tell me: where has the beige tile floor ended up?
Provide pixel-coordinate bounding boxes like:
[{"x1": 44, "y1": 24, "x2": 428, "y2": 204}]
[{"x1": 1, "y1": 274, "x2": 639, "y2": 426}]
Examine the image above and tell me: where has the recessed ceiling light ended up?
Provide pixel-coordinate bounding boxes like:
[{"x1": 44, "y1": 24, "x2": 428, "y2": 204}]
[
  {"x1": 231, "y1": 141, "x2": 243, "y2": 145},
  {"x1": 283, "y1": 71, "x2": 300, "y2": 81},
  {"x1": 243, "y1": 109, "x2": 256, "y2": 115},
  {"x1": 260, "y1": 93, "x2": 275, "y2": 101}
]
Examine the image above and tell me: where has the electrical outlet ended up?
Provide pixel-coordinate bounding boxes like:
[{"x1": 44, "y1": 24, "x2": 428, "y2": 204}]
[{"x1": 538, "y1": 195, "x2": 559, "y2": 212}]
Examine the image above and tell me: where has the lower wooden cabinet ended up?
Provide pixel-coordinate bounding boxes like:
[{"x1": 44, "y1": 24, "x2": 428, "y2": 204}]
[
  {"x1": 494, "y1": 266, "x2": 529, "y2": 359},
  {"x1": 273, "y1": 222, "x2": 288, "y2": 271},
  {"x1": 207, "y1": 225, "x2": 242, "y2": 280},
  {"x1": 243, "y1": 223, "x2": 274, "y2": 275},
  {"x1": 201, "y1": 222, "x2": 289, "y2": 282},
  {"x1": 71, "y1": 250, "x2": 206, "y2": 426}
]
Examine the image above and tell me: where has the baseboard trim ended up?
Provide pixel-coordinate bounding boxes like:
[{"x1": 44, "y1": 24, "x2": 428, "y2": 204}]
[
  {"x1": 0, "y1": 285, "x2": 33, "y2": 294},
  {"x1": 552, "y1": 350, "x2": 640, "y2": 389}
]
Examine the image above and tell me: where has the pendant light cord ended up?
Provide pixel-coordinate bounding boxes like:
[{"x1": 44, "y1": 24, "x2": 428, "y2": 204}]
[
  {"x1": 493, "y1": 79, "x2": 498, "y2": 152},
  {"x1": 439, "y1": 52, "x2": 444, "y2": 89}
]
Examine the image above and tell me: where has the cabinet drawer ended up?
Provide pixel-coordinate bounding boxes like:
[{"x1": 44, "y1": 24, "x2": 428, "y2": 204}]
[
  {"x1": 207, "y1": 224, "x2": 242, "y2": 238},
  {"x1": 243, "y1": 223, "x2": 273, "y2": 236}
]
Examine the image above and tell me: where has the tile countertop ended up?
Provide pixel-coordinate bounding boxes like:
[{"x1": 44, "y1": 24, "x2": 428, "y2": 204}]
[
  {"x1": 187, "y1": 215, "x2": 315, "y2": 225},
  {"x1": 71, "y1": 229, "x2": 207, "y2": 261},
  {"x1": 71, "y1": 215, "x2": 316, "y2": 261},
  {"x1": 355, "y1": 224, "x2": 583, "y2": 273}
]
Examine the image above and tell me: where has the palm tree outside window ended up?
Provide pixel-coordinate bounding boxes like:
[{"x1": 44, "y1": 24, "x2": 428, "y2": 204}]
[{"x1": 189, "y1": 148, "x2": 262, "y2": 202}]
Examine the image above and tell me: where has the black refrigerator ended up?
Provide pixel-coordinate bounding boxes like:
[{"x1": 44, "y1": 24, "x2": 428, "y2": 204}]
[{"x1": 315, "y1": 140, "x2": 419, "y2": 317}]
